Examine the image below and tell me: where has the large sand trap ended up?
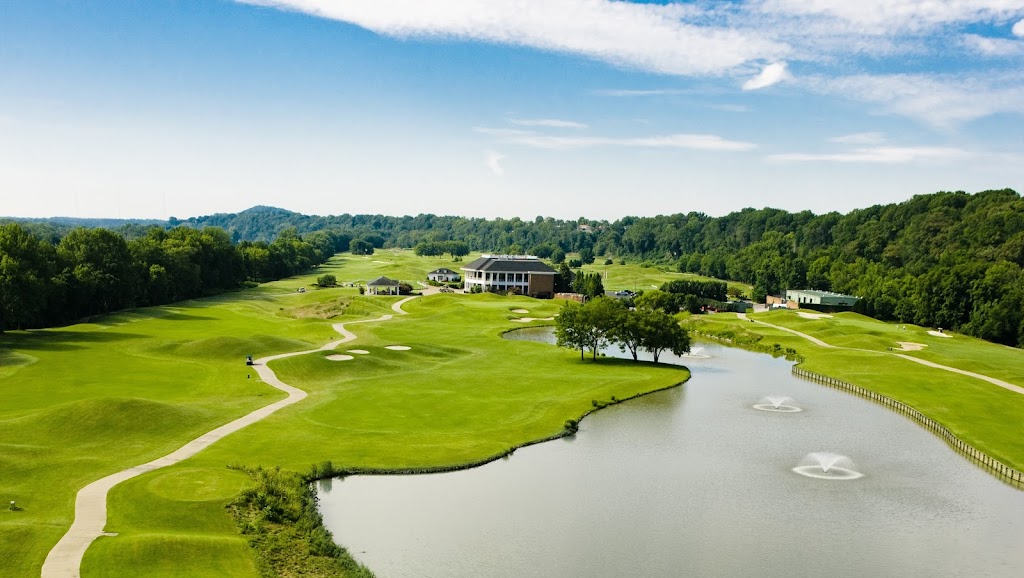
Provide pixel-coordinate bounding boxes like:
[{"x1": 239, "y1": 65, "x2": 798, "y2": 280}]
[
  {"x1": 797, "y1": 311, "x2": 833, "y2": 319},
  {"x1": 347, "y1": 349, "x2": 369, "y2": 355},
  {"x1": 928, "y1": 330, "x2": 952, "y2": 338},
  {"x1": 385, "y1": 345, "x2": 411, "y2": 351},
  {"x1": 511, "y1": 309, "x2": 529, "y2": 314},
  {"x1": 326, "y1": 354, "x2": 354, "y2": 361},
  {"x1": 896, "y1": 342, "x2": 927, "y2": 351},
  {"x1": 512, "y1": 317, "x2": 556, "y2": 322}
]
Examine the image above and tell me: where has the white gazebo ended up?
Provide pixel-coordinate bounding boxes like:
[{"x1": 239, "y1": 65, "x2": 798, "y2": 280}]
[{"x1": 367, "y1": 276, "x2": 400, "y2": 295}]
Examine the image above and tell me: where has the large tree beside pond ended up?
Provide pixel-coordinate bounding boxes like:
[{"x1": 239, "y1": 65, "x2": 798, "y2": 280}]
[
  {"x1": 555, "y1": 296, "x2": 689, "y2": 363},
  {"x1": 555, "y1": 301, "x2": 589, "y2": 361},
  {"x1": 581, "y1": 296, "x2": 626, "y2": 360},
  {"x1": 636, "y1": 309, "x2": 691, "y2": 363}
]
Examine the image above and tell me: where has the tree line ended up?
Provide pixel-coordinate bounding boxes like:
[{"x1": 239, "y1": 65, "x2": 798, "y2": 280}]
[
  {"x1": 8, "y1": 188, "x2": 1023, "y2": 346},
  {"x1": 0, "y1": 223, "x2": 351, "y2": 331}
]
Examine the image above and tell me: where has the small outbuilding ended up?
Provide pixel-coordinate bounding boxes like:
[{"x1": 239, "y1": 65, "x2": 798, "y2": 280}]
[
  {"x1": 785, "y1": 289, "x2": 860, "y2": 311},
  {"x1": 428, "y1": 267, "x2": 461, "y2": 282},
  {"x1": 367, "y1": 276, "x2": 400, "y2": 295}
]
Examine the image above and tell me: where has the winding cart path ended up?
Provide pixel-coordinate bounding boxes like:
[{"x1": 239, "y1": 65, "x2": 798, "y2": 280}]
[
  {"x1": 736, "y1": 312, "x2": 1024, "y2": 395},
  {"x1": 41, "y1": 296, "x2": 418, "y2": 578}
]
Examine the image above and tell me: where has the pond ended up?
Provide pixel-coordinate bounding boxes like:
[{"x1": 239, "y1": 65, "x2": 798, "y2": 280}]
[{"x1": 318, "y1": 330, "x2": 1024, "y2": 577}]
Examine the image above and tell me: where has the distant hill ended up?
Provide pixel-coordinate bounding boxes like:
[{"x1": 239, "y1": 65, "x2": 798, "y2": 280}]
[{"x1": 177, "y1": 205, "x2": 307, "y2": 242}]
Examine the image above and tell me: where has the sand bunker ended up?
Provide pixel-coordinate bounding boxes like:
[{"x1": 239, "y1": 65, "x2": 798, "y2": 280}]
[
  {"x1": 385, "y1": 345, "x2": 411, "y2": 351},
  {"x1": 511, "y1": 309, "x2": 529, "y2": 314},
  {"x1": 928, "y1": 330, "x2": 952, "y2": 338},
  {"x1": 896, "y1": 342, "x2": 927, "y2": 351},
  {"x1": 347, "y1": 349, "x2": 369, "y2": 355},
  {"x1": 326, "y1": 354, "x2": 354, "y2": 361},
  {"x1": 797, "y1": 312, "x2": 833, "y2": 319},
  {"x1": 512, "y1": 317, "x2": 556, "y2": 322}
]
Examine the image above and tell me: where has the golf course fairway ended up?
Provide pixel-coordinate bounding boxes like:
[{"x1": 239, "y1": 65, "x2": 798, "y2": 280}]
[{"x1": 1, "y1": 252, "x2": 689, "y2": 577}]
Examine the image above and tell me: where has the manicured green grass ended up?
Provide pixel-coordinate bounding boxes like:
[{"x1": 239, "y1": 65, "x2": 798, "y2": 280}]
[
  {"x1": 580, "y1": 261, "x2": 751, "y2": 296},
  {"x1": 0, "y1": 250, "x2": 687, "y2": 577},
  {"x1": 691, "y1": 310, "x2": 1024, "y2": 470}
]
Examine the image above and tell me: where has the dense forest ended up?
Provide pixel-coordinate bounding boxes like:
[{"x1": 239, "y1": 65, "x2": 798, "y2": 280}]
[
  {"x1": 4, "y1": 189, "x2": 1022, "y2": 347},
  {"x1": 0, "y1": 224, "x2": 349, "y2": 331}
]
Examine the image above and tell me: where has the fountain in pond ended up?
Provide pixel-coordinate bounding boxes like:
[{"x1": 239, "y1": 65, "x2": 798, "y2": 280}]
[
  {"x1": 792, "y1": 452, "x2": 863, "y2": 480},
  {"x1": 681, "y1": 346, "x2": 711, "y2": 359},
  {"x1": 752, "y1": 395, "x2": 802, "y2": 413}
]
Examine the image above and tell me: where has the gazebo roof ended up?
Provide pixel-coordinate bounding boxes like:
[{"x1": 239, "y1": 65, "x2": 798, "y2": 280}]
[{"x1": 367, "y1": 276, "x2": 399, "y2": 286}]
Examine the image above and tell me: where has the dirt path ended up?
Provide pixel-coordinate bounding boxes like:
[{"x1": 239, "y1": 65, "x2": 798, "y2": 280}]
[
  {"x1": 735, "y1": 313, "x2": 1024, "y2": 395},
  {"x1": 41, "y1": 296, "x2": 418, "y2": 578}
]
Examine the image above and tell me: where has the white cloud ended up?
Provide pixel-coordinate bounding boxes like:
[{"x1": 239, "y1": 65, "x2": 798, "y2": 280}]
[
  {"x1": 477, "y1": 127, "x2": 756, "y2": 151},
  {"x1": 1015, "y1": 18, "x2": 1024, "y2": 36},
  {"x1": 509, "y1": 118, "x2": 587, "y2": 129},
  {"x1": 963, "y1": 33, "x2": 1024, "y2": 55},
  {"x1": 239, "y1": 0, "x2": 787, "y2": 76},
  {"x1": 829, "y1": 132, "x2": 886, "y2": 144},
  {"x1": 803, "y1": 73, "x2": 1024, "y2": 127},
  {"x1": 742, "y1": 62, "x2": 789, "y2": 90},
  {"x1": 768, "y1": 146, "x2": 973, "y2": 163},
  {"x1": 485, "y1": 150, "x2": 506, "y2": 176},
  {"x1": 757, "y1": 0, "x2": 1024, "y2": 33}
]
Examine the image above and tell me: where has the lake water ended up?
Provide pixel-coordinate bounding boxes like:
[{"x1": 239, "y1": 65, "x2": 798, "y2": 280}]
[{"x1": 318, "y1": 331, "x2": 1024, "y2": 577}]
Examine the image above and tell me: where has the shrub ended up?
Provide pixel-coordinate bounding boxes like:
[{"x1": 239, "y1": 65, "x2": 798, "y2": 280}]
[
  {"x1": 604, "y1": 258, "x2": 613, "y2": 265},
  {"x1": 316, "y1": 274, "x2": 337, "y2": 287}
]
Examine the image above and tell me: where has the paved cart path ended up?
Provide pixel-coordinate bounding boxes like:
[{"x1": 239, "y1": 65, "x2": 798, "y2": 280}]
[
  {"x1": 41, "y1": 296, "x2": 418, "y2": 578},
  {"x1": 735, "y1": 313, "x2": 1024, "y2": 395}
]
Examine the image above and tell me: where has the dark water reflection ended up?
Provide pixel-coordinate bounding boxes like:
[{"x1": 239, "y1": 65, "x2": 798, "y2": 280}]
[{"x1": 318, "y1": 332, "x2": 1024, "y2": 577}]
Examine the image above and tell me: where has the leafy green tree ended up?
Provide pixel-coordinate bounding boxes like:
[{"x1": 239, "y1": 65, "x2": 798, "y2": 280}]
[
  {"x1": 555, "y1": 301, "x2": 588, "y2": 361},
  {"x1": 554, "y1": 262, "x2": 573, "y2": 293},
  {"x1": 350, "y1": 239, "x2": 374, "y2": 255},
  {"x1": 317, "y1": 274, "x2": 337, "y2": 287},
  {"x1": 579, "y1": 247, "x2": 595, "y2": 264},
  {"x1": 634, "y1": 289, "x2": 678, "y2": 314},
  {"x1": 445, "y1": 240, "x2": 470, "y2": 260},
  {"x1": 581, "y1": 296, "x2": 626, "y2": 360},
  {"x1": 0, "y1": 224, "x2": 49, "y2": 331},
  {"x1": 638, "y1": 310, "x2": 690, "y2": 363}
]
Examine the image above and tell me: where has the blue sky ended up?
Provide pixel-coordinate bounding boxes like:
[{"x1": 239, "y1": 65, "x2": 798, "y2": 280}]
[{"x1": 1, "y1": 1, "x2": 1023, "y2": 220}]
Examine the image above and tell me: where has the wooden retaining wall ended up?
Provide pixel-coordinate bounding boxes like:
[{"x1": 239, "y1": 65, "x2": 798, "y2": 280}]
[{"x1": 791, "y1": 366, "x2": 1024, "y2": 490}]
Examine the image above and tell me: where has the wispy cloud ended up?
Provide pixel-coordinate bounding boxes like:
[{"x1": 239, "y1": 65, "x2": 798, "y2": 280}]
[
  {"x1": 239, "y1": 0, "x2": 786, "y2": 76},
  {"x1": 768, "y1": 146, "x2": 972, "y2": 163},
  {"x1": 828, "y1": 132, "x2": 886, "y2": 144},
  {"x1": 963, "y1": 33, "x2": 1024, "y2": 56},
  {"x1": 485, "y1": 150, "x2": 506, "y2": 176},
  {"x1": 758, "y1": 0, "x2": 1024, "y2": 34},
  {"x1": 742, "y1": 62, "x2": 789, "y2": 90},
  {"x1": 477, "y1": 127, "x2": 756, "y2": 152},
  {"x1": 238, "y1": 0, "x2": 1024, "y2": 126},
  {"x1": 509, "y1": 118, "x2": 587, "y2": 129},
  {"x1": 803, "y1": 73, "x2": 1024, "y2": 127}
]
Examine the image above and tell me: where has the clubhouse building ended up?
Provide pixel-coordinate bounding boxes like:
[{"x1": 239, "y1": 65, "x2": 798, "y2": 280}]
[{"x1": 461, "y1": 255, "x2": 557, "y2": 298}]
